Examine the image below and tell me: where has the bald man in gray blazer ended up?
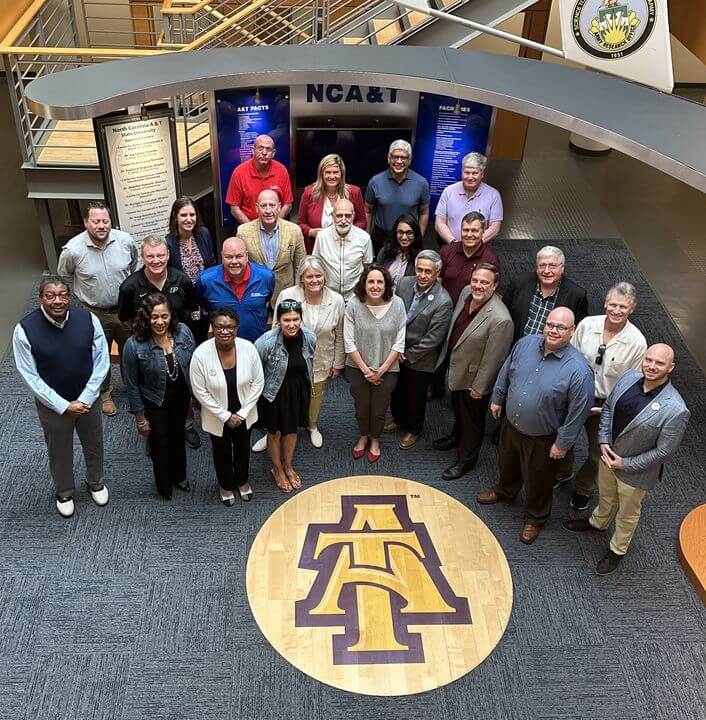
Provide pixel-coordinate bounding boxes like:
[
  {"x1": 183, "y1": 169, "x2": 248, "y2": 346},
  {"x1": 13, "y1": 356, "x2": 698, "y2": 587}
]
[
  {"x1": 563, "y1": 344, "x2": 690, "y2": 575},
  {"x1": 433, "y1": 263, "x2": 514, "y2": 480}
]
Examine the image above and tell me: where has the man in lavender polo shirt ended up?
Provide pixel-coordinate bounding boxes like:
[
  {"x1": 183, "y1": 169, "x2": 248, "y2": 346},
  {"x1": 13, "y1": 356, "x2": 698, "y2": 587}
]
[{"x1": 435, "y1": 152, "x2": 503, "y2": 245}]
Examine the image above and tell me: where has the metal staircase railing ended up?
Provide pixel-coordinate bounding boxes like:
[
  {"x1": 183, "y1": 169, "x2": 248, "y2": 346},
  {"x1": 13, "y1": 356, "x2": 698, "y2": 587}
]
[{"x1": 1, "y1": 0, "x2": 482, "y2": 169}]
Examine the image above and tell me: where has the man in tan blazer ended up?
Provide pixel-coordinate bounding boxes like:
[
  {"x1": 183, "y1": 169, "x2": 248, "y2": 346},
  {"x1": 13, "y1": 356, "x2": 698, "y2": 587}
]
[
  {"x1": 237, "y1": 189, "x2": 306, "y2": 309},
  {"x1": 433, "y1": 263, "x2": 514, "y2": 479}
]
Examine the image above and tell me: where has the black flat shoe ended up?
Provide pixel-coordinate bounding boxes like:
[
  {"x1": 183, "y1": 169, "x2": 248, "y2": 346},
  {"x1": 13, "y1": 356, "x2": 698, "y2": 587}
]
[
  {"x1": 441, "y1": 460, "x2": 475, "y2": 480},
  {"x1": 174, "y1": 480, "x2": 191, "y2": 493},
  {"x1": 433, "y1": 435, "x2": 458, "y2": 451},
  {"x1": 220, "y1": 493, "x2": 235, "y2": 507}
]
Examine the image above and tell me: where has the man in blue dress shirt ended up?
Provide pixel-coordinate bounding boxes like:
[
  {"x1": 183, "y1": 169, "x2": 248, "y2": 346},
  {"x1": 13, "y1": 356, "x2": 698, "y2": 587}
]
[{"x1": 477, "y1": 307, "x2": 594, "y2": 544}]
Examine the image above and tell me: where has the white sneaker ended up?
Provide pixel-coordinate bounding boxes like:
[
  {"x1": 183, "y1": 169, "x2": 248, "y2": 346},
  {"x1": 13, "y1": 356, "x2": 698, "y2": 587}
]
[
  {"x1": 252, "y1": 435, "x2": 267, "y2": 453},
  {"x1": 309, "y1": 427, "x2": 323, "y2": 448},
  {"x1": 88, "y1": 484, "x2": 110, "y2": 507},
  {"x1": 56, "y1": 497, "x2": 75, "y2": 518}
]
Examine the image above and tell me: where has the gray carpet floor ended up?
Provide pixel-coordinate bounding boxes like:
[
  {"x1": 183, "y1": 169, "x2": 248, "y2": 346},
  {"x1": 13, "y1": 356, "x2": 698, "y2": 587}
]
[{"x1": 1, "y1": 238, "x2": 704, "y2": 719}]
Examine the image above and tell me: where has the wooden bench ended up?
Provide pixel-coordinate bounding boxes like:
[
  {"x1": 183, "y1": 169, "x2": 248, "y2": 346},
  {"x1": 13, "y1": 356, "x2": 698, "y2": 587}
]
[{"x1": 679, "y1": 504, "x2": 706, "y2": 606}]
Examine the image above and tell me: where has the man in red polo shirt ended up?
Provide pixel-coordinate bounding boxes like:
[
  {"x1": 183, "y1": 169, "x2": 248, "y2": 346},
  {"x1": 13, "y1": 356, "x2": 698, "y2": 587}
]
[{"x1": 225, "y1": 135, "x2": 293, "y2": 225}]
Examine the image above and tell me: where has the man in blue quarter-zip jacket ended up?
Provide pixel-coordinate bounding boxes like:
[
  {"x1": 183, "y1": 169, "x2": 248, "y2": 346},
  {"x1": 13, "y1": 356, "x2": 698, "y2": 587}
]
[{"x1": 195, "y1": 236, "x2": 274, "y2": 342}]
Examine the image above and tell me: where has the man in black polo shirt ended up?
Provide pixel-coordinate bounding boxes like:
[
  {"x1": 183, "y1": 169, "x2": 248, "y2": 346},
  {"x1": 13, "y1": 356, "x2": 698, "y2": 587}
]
[
  {"x1": 563, "y1": 344, "x2": 690, "y2": 575},
  {"x1": 117, "y1": 235, "x2": 195, "y2": 324},
  {"x1": 118, "y1": 235, "x2": 200, "y2": 448}
]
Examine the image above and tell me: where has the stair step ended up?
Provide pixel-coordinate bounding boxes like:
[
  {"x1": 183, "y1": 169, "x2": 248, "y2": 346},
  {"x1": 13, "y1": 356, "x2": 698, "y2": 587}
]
[
  {"x1": 341, "y1": 36, "x2": 370, "y2": 44},
  {"x1": 407, "y1": 10, "x2": 428, "y2": 26},
  {"x1": 372, "y1": 17, "x2": 403, "y2": 45}
]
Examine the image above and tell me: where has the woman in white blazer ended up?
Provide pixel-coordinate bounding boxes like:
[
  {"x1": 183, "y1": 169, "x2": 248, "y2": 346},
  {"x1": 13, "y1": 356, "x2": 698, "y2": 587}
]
[
  {"x1": 273, "y1": 256, "x2": 345, "y2": 447},
  {"x1": 190, "y1": 307, "x2": 264, "y2": 506}
]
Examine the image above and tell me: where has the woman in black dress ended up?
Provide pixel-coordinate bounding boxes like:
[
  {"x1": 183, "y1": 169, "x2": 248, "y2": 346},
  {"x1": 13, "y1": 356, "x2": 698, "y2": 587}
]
[{"x1": 254, "y1": 300, "x2": 316, "y2": 493}]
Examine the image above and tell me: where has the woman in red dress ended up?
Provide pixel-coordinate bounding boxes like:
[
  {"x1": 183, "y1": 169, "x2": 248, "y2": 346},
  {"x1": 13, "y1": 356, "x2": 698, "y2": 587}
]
[{"x1": 297, "y1": 153, "x2": 366, "y2": 253}]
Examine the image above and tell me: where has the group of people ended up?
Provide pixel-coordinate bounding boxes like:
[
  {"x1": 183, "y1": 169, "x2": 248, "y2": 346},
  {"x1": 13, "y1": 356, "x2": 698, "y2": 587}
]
[{"x1": 13, "y1": 135, "x2": 690, "y2": 576}]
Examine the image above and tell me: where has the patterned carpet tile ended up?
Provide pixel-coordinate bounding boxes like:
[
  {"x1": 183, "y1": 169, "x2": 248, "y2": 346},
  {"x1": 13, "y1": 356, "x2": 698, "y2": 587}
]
[
  {"x1": 517, "y1": 646, "x2": 641, "y2": 719},
  {"x1": 0, "y1": 658, "x2": 33, "y2": 720},
  {"x1": 619, "y1": 642, "x2": 706, "y2": 720},
  {"x1": 504, "y1": 566, "x2": 606, "y2": 648},
  {"x1": 24, "y1": 654, "x2": 131, "y2": 720},
  {"x1": 31, "y1": 578, "x2": 145, "y2": 654},
  {"x1": 120, "y1": 654, "x2": 235, "y2": 720}
]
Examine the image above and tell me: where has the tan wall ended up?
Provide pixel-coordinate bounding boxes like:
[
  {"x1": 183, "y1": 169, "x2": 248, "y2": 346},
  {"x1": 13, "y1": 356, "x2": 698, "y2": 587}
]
[{"x1": 1, "y1": 0, "x2": 38, "y2": 43}]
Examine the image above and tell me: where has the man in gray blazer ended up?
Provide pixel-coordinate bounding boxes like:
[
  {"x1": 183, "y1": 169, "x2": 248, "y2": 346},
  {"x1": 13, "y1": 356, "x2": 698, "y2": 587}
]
[
  {"x1": 433, "y1": 263, "x2": 514, "y2": 479},
  {"x1": 386, "y1": 250, "x2": 453, "y2": 449},
  {"x1": 563, "y1": 343, "x2": 690, "y2": 575}
]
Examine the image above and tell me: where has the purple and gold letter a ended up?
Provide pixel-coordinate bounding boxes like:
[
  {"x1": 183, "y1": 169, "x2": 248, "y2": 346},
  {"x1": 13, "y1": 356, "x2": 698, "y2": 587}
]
[{"x1": 295, "y1": 495, "x2": 472, "y2": 665}]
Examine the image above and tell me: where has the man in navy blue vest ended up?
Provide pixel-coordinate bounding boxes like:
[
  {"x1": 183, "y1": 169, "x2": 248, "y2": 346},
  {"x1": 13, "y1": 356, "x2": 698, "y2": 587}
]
[{"x1": 13, "y1": 276, "x2": 110, "y2": 518}]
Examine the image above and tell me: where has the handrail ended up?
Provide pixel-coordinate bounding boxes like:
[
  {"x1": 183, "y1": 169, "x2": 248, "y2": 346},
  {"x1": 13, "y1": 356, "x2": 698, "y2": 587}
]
[
  {"x1": 162, "y1": 0, "x2": 214, "y2": 16},
  {"x1": 183, "y1": 0, "x2": 270, "y2": 50},
  {"x1": 1, "y1": 0, "x2": 49, "y2": 46},
  {"x1": 0, "y1": 45, "x2": 169, "y2": 56}
]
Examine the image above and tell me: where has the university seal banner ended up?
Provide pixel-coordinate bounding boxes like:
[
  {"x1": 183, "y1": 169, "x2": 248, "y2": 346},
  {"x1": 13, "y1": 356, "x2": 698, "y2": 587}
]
[
  {"x1": 559, "y1": 0, "x2": 673, "y2": 93},
  {"x1": 246, "y1": 476, "x2": 512, "y2": 696}
]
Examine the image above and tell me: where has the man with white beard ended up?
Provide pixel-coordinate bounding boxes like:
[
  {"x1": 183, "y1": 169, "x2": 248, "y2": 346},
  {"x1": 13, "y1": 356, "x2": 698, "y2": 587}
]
[{"x1": 312, "y1": 199, "x2": 373, "y2": 303}]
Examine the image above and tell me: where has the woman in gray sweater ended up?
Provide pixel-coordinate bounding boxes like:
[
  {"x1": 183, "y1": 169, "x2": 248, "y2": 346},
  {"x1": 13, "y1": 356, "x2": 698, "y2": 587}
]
[{"x1": 344, "y1": 264, "x2": 406, "y2": 462}]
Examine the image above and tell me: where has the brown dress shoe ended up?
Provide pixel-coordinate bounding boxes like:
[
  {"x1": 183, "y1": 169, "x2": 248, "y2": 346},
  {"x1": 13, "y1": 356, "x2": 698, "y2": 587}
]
[
  {"x1": 520, "y1": 523, "x2": 540, "y2": 544},
  {"x1": 476, "y1": 489, "x2": 499, "y2": 504},
  {"x1": 398, "y1": 432, "x2": 419, "y2": 450},
  {"x1": 383, "y1": 420, "x2": 399, "y2": 433},
  {"x1": 101, "y1": 395, "x2": 117, "y2": 416}
]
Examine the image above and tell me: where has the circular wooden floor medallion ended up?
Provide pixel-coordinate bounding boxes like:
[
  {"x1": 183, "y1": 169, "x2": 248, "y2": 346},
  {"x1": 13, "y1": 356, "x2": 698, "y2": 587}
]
[{"x1": 246, "y1": 475, "x2": 513, "y2": 696}]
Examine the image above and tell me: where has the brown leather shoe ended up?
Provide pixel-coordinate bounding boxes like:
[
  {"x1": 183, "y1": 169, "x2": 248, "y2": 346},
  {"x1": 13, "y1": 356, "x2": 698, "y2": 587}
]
[
  {"x1": 383, "y1": 420, "x2": 399, "y2": 433},
  {"x1": 398, "y1": 432, "x2": 419, "y2": 450},
  {"x1": 101, "y1": 395, "x2": 117, "y2": 417},
  {"x1": 520, "y1": 523, "x2": 541, "y2": 544},
  {"x1": 476, "y1": 489, "x2": 499, "y2": 504}
]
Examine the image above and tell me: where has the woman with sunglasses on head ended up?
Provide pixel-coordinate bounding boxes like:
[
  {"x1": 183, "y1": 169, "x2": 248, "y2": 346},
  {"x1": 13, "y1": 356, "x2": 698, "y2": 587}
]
[
  {"x1": 273, "y1": 256, "x2": 345, "y2": 448},
  {"x1": 166, "y1": 197, "x2": 217, "y2": 345},
  {"x1": 123, "y1": 293, "x2": 195, "y2": 500},
  {"x1": 375, "y1": 214, "x2": 423, "y2": 292},
  {"x1": 344, "y1": 264, "x2": 406, "y2": 462},
  {"x1": 189, "y1": 307, "x2": 263, "y2": 506},
  {"x1": 297, "y1": 153, "x2": 367, "y2": 253},
  {"x1": 255, "y1": 299, "x2": 316, "y2": 492}
]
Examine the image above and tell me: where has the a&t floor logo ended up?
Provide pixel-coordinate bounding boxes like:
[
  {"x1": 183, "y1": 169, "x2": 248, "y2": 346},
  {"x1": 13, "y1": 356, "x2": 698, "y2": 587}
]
[
  {"x1": 295, "y1": 494, "x2": 472, "y2": 665},
  {"x1": 246, "y1": 476, "x2": 512, "y2": 696}
]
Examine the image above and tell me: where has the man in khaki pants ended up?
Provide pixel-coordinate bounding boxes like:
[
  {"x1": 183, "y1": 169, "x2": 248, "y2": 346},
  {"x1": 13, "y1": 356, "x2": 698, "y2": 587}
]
[{"x1": 563, "y1": 344, "x2": 690, "y2": 575}]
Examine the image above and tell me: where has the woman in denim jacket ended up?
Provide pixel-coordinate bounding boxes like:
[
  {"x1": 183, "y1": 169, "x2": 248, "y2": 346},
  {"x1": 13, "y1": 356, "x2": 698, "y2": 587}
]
[
  {"x1": 123, "y1": 293, "x2": 195, "y2": 499},
  {"x1": 255, "y1": 299, "x2": 316, "y2": 493}
]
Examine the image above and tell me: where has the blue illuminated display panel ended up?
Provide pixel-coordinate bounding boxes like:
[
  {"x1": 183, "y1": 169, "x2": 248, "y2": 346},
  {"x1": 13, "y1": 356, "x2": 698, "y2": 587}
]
[
  {"x1": 214, "y1": 87, "x2": 290, "y2": 231},
  {"x1": 411, "y1": 93, "x2": 493, "y2": 215}
]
